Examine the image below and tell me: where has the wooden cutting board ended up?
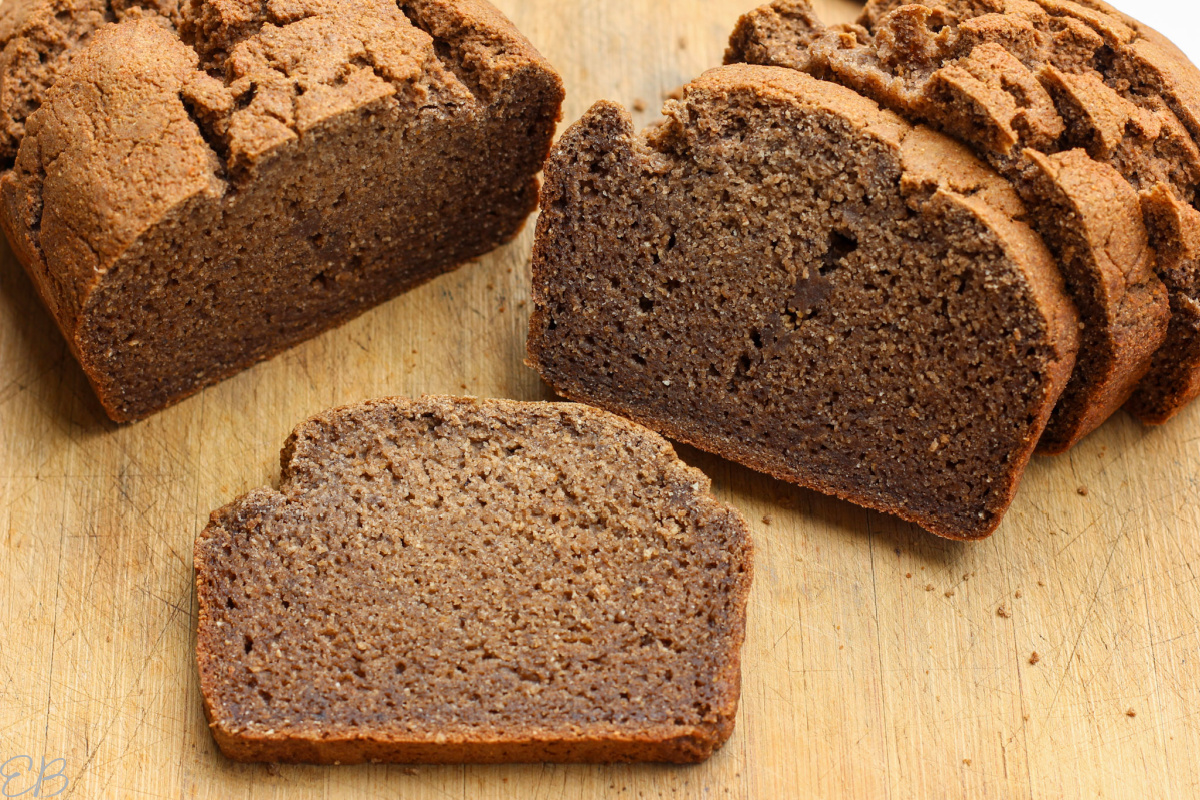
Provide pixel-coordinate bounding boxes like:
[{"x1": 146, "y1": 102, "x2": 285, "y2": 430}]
[{"x1": 2, "y1": 0, "x2": 1198, "y2": 797}]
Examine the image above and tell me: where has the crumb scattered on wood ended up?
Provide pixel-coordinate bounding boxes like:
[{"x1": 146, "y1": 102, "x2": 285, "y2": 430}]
[
  {"x1": 926, "y1": 584, "x2": 935, "y2": 591},
  {"x1": 1127, "y1": 708, "x2": 1137, "y2": 718},
  {"x1": 944, "y1": 590, "x2": 955, "y2": 598},
  {"x1": 997, "y1": 605, "x2": 1012, "y2": 618},
  {"x1": 1029, "y1": 651, "x2": 1041, "y2": 665},
  {"x1": 761, "y1": 514, "x2": 772, "y2": 525},
  {"x1": 906, "y1": 572, "x2": 912, "y2": 578},
  {"x1": 962, "y1": 759, "x2": 972, "y2": 766},
  {"x1": 1037, "y1": 580, "x2": 1045, "y2": 587},
  {"x1": 632, "y1": 98, "x2": 647, "y2": 113},
  {"x1": 1077, "y1": 485, "x2": 1089, "y2": 496},
  {"x1": 1015, "y1": 590, "x2": 1022, "y2": 599}
]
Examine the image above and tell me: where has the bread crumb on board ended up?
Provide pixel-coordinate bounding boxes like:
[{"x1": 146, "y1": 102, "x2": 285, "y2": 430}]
[
  {"x1": 1126, "y1": 709, "x2": 1137, "y2": 718},
  {"x1": 761, "y1": 514, "x2": 772, "y2": 525},
  {"x1": 997, "y1": 605, "x2": 1012, "y2": 618},
  {"x1": 1077, "y1": 485, "x2": 1089, "y2": 496},
  {"x1": 632, "y1": 98, "x2": 647, "y2": 113},
  {"x1": 1029, "y1": 651, "x2": 1041, "y2": 665}
]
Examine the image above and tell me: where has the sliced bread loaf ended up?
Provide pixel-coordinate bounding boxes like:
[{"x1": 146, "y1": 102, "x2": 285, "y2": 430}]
[
  {"x1": 856, "y1": 0, "x2": 1200, "y2": 426},
  {"x1": 527, "y1": 65, "x2": 1079, "y2": 540},
  {"x1": 196, "y1": 396, "x2": 753, "y2": 764},
  {"x1": 728, "y1": 0, "x2": 1179, "y2": 451},
  {"x1": 0, "y1": 0, "x2": 563, "y2": 421}
]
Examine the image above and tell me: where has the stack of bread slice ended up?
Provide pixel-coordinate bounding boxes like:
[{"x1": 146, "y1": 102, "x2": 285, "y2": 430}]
[
  {"x1": 528, "y1": 0, "x2": 1200, "y2": 539},
  {"x1": 730, "y1": 0, "x2": 1200, "y2": 429}
]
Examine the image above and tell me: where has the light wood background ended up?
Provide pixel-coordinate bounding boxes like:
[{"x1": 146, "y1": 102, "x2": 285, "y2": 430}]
[{"x1": 2, "y1": 0, "x2": 1198, "y2": 797}]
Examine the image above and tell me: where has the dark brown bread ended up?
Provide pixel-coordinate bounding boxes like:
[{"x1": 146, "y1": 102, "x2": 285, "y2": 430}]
[
  {"x1": 527, "y1": 65, "x2": 1080, "y2": 540},
  {"x1": 853, "y1": 0, "x2": 1200, "y2": 424},
  {"x1": 195, "y1": 396, "x2": 753, "y2": 764},
  {"x1": 1131, "y1": 186, "x2": 1200, "y2": 421},
  {"x1": 0, "y1": 0, "x2": 563, "y2": 422},
  {"x1": 728, "y1": 0, "x2": 1178, "y2": 452}
]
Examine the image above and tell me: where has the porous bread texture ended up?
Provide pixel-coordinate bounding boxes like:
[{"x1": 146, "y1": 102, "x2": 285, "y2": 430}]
[
  {"x1": 728, "y1": 0, "x2": 1180, "y2": 452},
  {"x1": 730, "y1": 0, "x2": 1200, "y2": 432},
  {"x1": 0, "y1": 0, "x2": 563, "y2": 422},
  {"x1": 527, "y1": 64, "x2": 1079, "y2": 540},
  {"x1": 195, "y1": 396, "x2": 753, "y2": 764}
]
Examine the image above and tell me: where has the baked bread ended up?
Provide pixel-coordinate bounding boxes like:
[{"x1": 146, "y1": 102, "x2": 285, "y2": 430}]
[
  {"x1": 728, "y1": 0, "x2": 1182, "y2": 452},
  {"x1": 195, "y1": 396, "x2": 753, "y2": 764},
  {"x1": 0, "y1": 0, "x2": 563, "y2": 421},
  {"x1": 527, "y1": 65, "x2": 1079, "y2": 540},
  {"x1": 857, "y1": 0, "x2": 1200, "y2": 427}
]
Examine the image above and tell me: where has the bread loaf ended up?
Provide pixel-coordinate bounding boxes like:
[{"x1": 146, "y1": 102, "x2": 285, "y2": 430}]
[
  {"x1": 730, "y1": 0, "x2": 1200, "y2": 436},
  {"x1": 0, "y1": 0, "x2": 563, "y2": 421}
]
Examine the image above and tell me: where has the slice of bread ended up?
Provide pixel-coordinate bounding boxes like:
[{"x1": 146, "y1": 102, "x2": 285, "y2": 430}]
[
  {"x1": 0, "y1": 0, "x2": 563, "y2": 421},
  {"x1": 527, "y1": 65, "x2": 1079, "y2": 540},
  {"x1": 195, "y1": 396, "x2": 753, "y2": 764},
  {"x1": 728, "y1": 0, "x2": 1176, "y2": 452}
]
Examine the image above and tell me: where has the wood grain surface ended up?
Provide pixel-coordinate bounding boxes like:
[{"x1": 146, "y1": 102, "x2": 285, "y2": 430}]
[{"x1": 2, "y1": 0, "x2": 1199, "y2": 797}]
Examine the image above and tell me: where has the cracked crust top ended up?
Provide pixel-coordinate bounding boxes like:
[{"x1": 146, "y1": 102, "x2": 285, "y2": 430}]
[
  {"x1": 3, "y1": 1, "x2": 484, "y2": 329},
  {"x1": 0, "y1": 0, "x2": 563, "y2": 421}
]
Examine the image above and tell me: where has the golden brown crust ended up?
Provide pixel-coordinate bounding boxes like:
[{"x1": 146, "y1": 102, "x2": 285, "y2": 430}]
[
  {"x1": 0, "y1": 0, "x2": 181, "y2": 163},
  {"x1": 195, "y1": 396, "x2": 753, "y2": 764},
  {"x1": 1019, "y1": 149, "x2": 1169, "y2": 451},
  {"x1": 1127, "y1": 187, "x2": 1200, "y2": 422}
]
